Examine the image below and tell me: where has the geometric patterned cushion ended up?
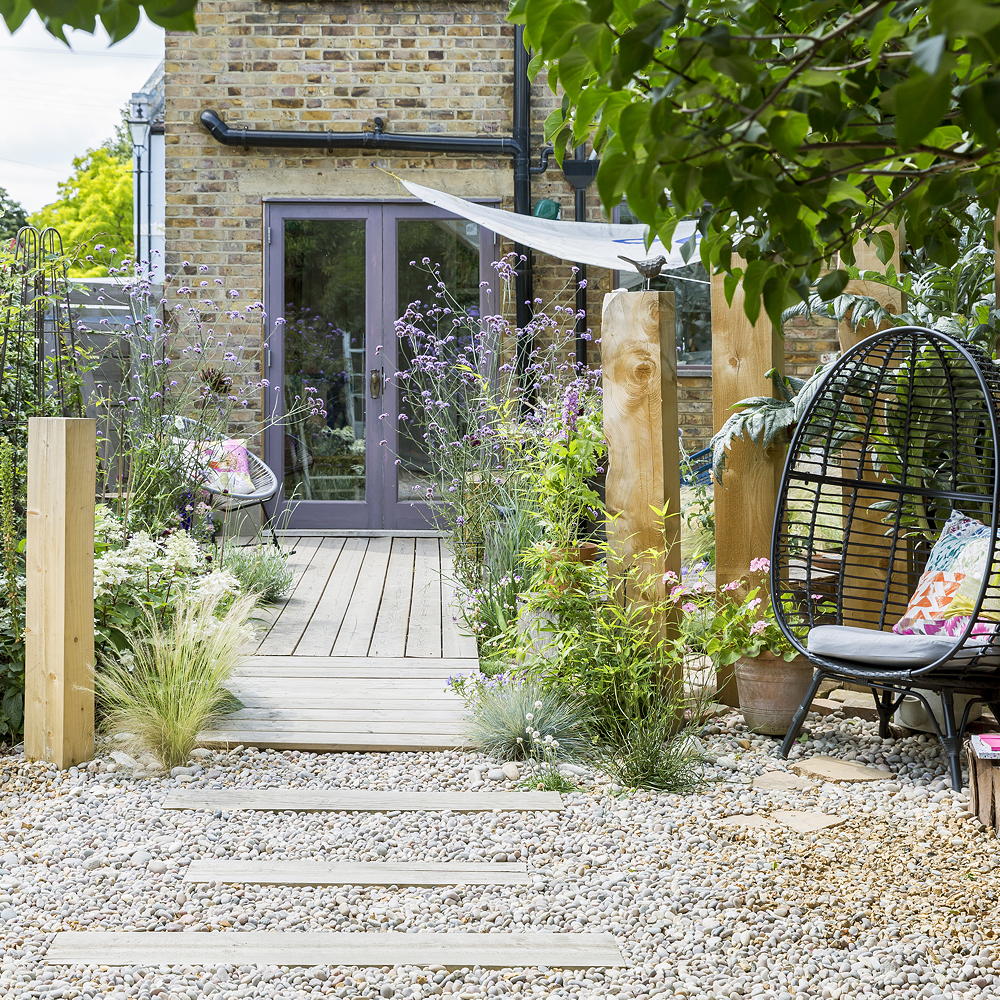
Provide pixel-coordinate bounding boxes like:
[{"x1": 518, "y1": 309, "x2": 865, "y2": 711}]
[{"x1": 894, "y1": 511, "x2": 991, "y2": 635}]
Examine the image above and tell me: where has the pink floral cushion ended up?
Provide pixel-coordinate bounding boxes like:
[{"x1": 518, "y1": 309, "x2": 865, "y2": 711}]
[{"x1": 201, "y1": 439, "x2": 254, "y2": 495}]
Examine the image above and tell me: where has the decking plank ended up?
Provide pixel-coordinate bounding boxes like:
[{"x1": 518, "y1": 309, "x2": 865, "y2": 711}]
[
  {"x1": 244, "y1": 538, "x2": 320, "y2": 653},
  {"x1": 184, "y1": 860, "x2": 530, "y2": 887},
  {"x1": 331, "y1": 536, "x2": 393, "y2": 656},
  {"x1": 199, "y1": 732, "x2": 471, "y2": 751},
  {"x1": 369, "y1": 537, "x2": 417, "y2": 657},
  {"x1": 45, "y1": 931, "x2": 625, "y2": 969},
  {"x1": 257, "y1": 538, "x2": 344, "y2": 656},
  {"x1": 163, "y1": 789, "x2": 564, "y2": 812},
  {"x1": 295, "y1": 536, "x2": 369, "y2": 656},
  {"x1": 406, "y1": 537, "x2": 443, "y2": 657},
  {"x1": 440, "y1": 545, "x2": 478, "y2": 659}
]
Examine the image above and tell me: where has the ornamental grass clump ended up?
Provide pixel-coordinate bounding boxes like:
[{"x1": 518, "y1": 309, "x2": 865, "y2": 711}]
[
  {"x1": 456, "y1": 674, "x2": 593, "y2": 764},
  {"x1": 220, "y1": 544, "x2": 294, "y2": 604},
  {"x1": 96, "y1": 589, "x2": 257, "y2": 770}
]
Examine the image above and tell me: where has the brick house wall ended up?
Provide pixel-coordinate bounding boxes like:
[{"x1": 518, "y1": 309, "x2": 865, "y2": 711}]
[{"x1": 162, "y1": 0, "x2": 837, "y2": 455}]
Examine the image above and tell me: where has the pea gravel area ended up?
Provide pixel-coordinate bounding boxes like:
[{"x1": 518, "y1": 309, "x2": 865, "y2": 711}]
[{"x1": 1, "y1": 711, "x2": 998, "y2": 1000}]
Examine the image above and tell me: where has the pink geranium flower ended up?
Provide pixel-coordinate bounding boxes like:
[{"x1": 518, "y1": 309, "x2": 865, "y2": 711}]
[
  {"x1": 682, "y1": 602, "x2": 697, "y2": 613},
  {"x1": 750, "y1": 620, "x2": 769, "y2": 635},
  {"x1": 749, "y1": 557, "x2": 771, "y2": 573}
]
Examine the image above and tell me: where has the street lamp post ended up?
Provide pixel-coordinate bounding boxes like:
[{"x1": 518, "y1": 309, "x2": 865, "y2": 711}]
[{"x1": 127, "y1": 100, "x2": 151, "y2": 267}]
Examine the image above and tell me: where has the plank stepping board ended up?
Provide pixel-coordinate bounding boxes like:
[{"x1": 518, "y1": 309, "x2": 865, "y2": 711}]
[
  {"x1": 44, "y1": 931, "x2": 626, "y2": 969},
  {"x1": 162, "y1": 789, "x2": 563, "y2": 813},
  {"x1": 197, "y1": 732, "x2": 471, "y2": 752},
  {"x1": 184, "y1": 860, "x2": 532, "y2": 887}
]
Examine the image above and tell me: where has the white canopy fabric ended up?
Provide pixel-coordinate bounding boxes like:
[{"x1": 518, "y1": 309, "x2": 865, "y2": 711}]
[{"x1": 398, "y1": 178, "x2": 700, "y2": 273}]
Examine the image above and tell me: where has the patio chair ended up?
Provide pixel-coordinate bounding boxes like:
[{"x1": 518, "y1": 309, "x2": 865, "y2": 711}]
[
  {"x1": 769, "y1": 326, "x2": 1000, "y2": 790},
  {"x1": 170, "y1": 415, "x2": 281, "y2": 546}
]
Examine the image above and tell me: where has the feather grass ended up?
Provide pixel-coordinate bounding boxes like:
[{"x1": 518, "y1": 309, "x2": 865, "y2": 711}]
[{"x1": 96, "y1": 590, "x2": 257, "y2": 770}]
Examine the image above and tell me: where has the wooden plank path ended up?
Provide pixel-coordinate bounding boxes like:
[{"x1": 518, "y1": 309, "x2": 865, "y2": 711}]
[
  {"x1": 250, "y1": 536, "x2": 477, "y2": 659},
  {"x1": 209, "y1": 536, "x2": 479, "y2": 752},
  {"x1": 184, "y1": 860, "x2": 532, "y2": 887},
  {"x1": 40, "y1": 540, "x2": 629, "y2": 977},
  {"x1": 45, "y1": 931, "x2": 627, "y2": 969},
  {"x1": 163, "y1": 789, "x2": 564, "y2": 813}
]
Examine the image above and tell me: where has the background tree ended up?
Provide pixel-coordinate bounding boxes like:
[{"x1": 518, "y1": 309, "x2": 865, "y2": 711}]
[
  {"x1": 0, "y1": 187, "x2": 28, "y2": 241},
  {"x1": 512, "y1": 0, "x2": 1000, "y2": 324},
  {"x1": 0, "y1": 0, "x2": 195, "y2": 42},
  {"x1": 31, "y1": 147, "x2": 133, "y2": 276}
]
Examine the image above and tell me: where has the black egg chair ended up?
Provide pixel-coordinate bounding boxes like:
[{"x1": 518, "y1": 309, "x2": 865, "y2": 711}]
[{"x1": 770, "y1": 326, "x2": 1000, "y2": 790}]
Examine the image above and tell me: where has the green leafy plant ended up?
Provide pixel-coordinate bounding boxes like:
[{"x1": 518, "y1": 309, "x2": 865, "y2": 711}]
[
  {"x1": 1, "y1": 0, "x2": 197, "y2": 43},
  {"x1": 220, "y1": 545, "x2": 294, "y2": 604},
  {"x1": 710, "y1": 363, "x2": 837, "y2": 481},
  {"x1": 676, "y1": 557, "x2": 814, "y2": 666},
  {"x1": 513, "y1": 0, "x2": 1000, "y2": 325},
  {"x1": 96, "y1": 589, "x2": 257, "y2": 770}
]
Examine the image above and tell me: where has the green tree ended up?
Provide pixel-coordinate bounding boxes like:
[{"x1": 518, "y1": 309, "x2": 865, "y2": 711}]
[
  {"x1": 512, "y1": 0, "x2": 1000, "y2": 324},
  {"x1": 31, "y1": 147, "x2": 133, "y2": 276},
  {"x1": 0, "y1": 187, "x2": 28, "y2": 241},
  {"x1": 0, "y1": 0, "x2": 195, "y2": 42}
]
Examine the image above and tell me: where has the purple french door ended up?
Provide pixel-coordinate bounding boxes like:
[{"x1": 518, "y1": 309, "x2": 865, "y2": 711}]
[{"x1": 264, "y1": 201, "x2": 496, "y2": 530}]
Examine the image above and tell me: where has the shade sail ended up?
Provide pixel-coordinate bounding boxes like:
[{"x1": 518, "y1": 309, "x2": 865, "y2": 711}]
[{"x1": 398, "y1": 178, "x2": 699, "y2": 273}]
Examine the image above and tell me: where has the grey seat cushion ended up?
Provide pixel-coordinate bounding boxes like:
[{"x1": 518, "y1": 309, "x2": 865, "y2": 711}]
[{"x1": 807, "y1": 625, "x2": 982, "y2": 668}]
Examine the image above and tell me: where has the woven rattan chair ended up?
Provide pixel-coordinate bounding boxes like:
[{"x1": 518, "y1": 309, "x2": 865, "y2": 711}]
[
  {"x1": 770, "y1": 326, "x2": 1000, "y2": 790},
  {"x1": 170, "y1": 416, "x2": 280, "y2": 546}
]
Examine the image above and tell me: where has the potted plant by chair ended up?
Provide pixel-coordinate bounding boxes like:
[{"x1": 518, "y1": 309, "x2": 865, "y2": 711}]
[{"x1": 678, "y1": 557, "x2": 816, "y2": 735}]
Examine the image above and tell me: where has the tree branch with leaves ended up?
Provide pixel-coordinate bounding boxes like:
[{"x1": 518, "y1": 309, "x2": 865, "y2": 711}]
[{"x1": 512, "y1": 0, "x2": 1000, "y2": 325}]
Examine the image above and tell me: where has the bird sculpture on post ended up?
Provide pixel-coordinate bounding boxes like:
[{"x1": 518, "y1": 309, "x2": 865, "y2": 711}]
[{"x1": 617, "y1": 254, "x2": 667, "y2": 290}]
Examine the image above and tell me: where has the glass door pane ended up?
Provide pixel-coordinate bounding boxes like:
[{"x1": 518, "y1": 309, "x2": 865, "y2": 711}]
[
  {"x1": 282, "y1": 218, "x2": 367, "y2": 503},
  {"x1": 395, "y1": 217, "x2": 482, "y2": 502}
]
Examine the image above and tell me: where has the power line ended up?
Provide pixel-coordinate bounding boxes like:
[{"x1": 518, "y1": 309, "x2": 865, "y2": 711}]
[
  {"x1": 0, "y1": 156, "x2": 66, "y2": 174},
  {"x1": 0, "y1": 44, "x2": 160, "y2": 59}
]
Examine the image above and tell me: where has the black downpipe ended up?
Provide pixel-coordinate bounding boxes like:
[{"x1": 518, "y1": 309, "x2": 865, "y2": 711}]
[
  {"x1": 574, "y1": 183, "x2": 588, "y2": 368},
  {"x1": 200, "y1": 110, "x2": 522, "y2": 157},
  {"x1": 512, "y1": 25, "x2": 534, "y2": 376}
]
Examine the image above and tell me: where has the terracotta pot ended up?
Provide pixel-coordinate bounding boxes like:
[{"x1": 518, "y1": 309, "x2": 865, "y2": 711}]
[{"x1": 734, "y1": 653, "x2": 814, "y2": 736}]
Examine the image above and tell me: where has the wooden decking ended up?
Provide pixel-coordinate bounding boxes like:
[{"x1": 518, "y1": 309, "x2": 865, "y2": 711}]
[
  {"x1": 202, "y1": 536, "x2": 479, "y2": 752},
  {"x1": 251, "y1": 536, "x2": 477, "y2": 658}
]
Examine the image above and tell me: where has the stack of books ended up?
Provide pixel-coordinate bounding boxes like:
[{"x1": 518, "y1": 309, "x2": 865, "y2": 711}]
[{"x1": 969, "y1": 734, "x2": 1000, "y2": 760}]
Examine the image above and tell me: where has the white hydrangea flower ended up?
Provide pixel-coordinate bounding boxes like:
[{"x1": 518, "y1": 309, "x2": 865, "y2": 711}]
[
  {"x1": 193, "y1": 569, "x2": 241, "y2": 600},
  {"x1": 162, "y1": 531, "x2": 204, "y2": 573}
]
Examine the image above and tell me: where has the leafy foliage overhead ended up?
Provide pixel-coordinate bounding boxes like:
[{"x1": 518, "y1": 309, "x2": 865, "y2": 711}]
[
  {"x1": 512, "y1": 0, "x2": 1000, "y2": 326},
  {"x1": 0, "y1": 0, "x2": 195, "y2": 42}
]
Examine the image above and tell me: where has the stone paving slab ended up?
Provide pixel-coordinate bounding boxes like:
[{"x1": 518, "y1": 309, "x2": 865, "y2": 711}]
[{"x1": 790, "y1": 756, "x2": 891, "y2": 782}]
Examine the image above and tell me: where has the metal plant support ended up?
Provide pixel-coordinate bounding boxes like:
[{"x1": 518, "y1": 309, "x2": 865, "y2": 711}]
[{"x1": 0, "y1": 226, "x2": 82, "y2": 434}]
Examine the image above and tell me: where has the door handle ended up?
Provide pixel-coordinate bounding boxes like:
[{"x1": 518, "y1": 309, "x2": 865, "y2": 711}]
[{"x1": 369, "y1": 367, "x2": 384, "y2": 399}]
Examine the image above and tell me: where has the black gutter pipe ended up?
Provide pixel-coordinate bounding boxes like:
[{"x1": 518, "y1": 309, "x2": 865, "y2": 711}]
[{"x1": 200, "y1": 109, "x2": 522, "y2": 158}]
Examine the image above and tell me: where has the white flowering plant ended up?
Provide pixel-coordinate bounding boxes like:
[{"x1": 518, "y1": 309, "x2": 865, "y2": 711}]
[{"x1": 93, "y1": 506, "x2": 241, "y2": 660}]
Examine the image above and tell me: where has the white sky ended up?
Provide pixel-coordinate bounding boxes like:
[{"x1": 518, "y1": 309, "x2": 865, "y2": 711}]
[{"x1": 0, "y1": 14, "x2": 163, "y2": 213}]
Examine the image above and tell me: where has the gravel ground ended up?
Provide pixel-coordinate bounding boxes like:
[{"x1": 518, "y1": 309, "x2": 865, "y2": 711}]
[{"x1": 1, "y1": 711, "x2": 998, "y2": 1000}]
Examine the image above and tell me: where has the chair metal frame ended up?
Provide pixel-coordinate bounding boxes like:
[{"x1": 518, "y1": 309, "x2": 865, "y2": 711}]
[
  {"x1": 769, "y1": 327, "x2": 1000, "y2": 790},
  {"x1": 170, "y1": 415, "x2": 281, "y2": 546}
]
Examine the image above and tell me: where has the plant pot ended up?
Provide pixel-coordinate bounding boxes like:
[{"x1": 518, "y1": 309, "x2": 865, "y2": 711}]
[
  {"x1": 540, "y1": 540, "x2": 600, "y2": 593},
  {"x1": 734, "y1": 653, "x2": 814, "y2": 736}
]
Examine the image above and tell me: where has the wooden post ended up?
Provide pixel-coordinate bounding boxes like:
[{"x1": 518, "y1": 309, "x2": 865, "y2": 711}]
[
  {"x1": 601, "y1": 290, "x2": 682, "y2": 619},
  {"x1": 838, "y1": 229, "x2": 903, "y2": 350},
  {"x1": 24, "y1": 417, "x2": 96, "y2": 768},
  {"x1": 711, "y1": 273, "x2": 784, "y2": 705}
]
